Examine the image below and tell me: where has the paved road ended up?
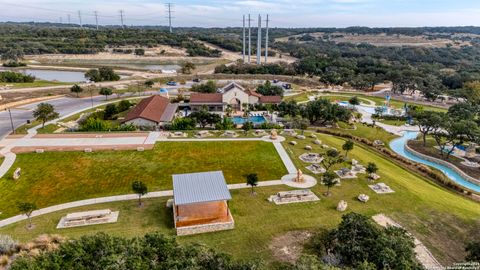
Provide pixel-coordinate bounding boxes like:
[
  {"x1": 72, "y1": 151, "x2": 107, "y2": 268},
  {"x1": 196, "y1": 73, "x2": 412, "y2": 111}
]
[{"x1": 0, "y1": 96, "x2": 108, "y2": 139}]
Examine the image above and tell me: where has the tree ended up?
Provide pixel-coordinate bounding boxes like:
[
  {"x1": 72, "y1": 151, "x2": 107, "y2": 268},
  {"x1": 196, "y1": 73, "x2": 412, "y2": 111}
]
[
  {"x1": 414, "y1": 111, "x2": 444, "y2": 146},
  {"x1": 170, "y1": 117, "x2": 196, "y2": 130},
  {"x1": 188, "y1": 108, "x2": 221, "y2": 128},
  {"x1": 103, "y1": 104, "x2": 118, "y2": 120},
  {"x1": 349, "y1": 96, "x2": 360, "y2": 106},
  {"x1": 432, "y1": 118, "x2": 480, "y2": 159},
  {"x1": 191, "y1": 80, "x2": 217, "y2": 93},
  {"x1": 246, "y1": 173, "x2": 258, "y2": 195},
  {"x1": 342, "y1": 140, "x2": 354, "y2": 158},
  {"x1": 215, "y1": 117, "x2": 234, "y2": 130},
  {"x1": 33, "y1": 103, "x2": 59, "y2": 128},
  {"x1": 1, "y1": 48, "x2": 24, "y2": 62},
  {"x1": 134, "y1": 48, "x2": 145, "y2": 56},
  {"x1": 181, "y1": 61, "x2": 196, "y2": 74},
  {"x1": 144, "y1": 80, "x2": 154, "y2": 88},
  {"x1": 321, "y1": 149, "x2": 343, "y2": 171},
  {"x1": 242, "y1": 121, "x2": 254, "y2": 134},
  {"x1": 17, "y1": 202, "x2": 37, "y2": 229},
  {"x1": 322, "y1": 171, "x2": 338, "y2": 196},
  {"x1": 302, "y1": 99, "x2": 351, "y2": 125},
  {"x1": 366, "y1": 162, "x2": 378, "y2": 180},
  {"x1": 131, "y1": 181, "x2": 148, "y2": 206},
  {"x1": 85, "y1": 67, "x2": 120, "y2": 82},
  {"x1": 117, "y1": 100, "x2": 132, "y2": 112},
  {"x1": 465, "y1": 241, "x2": 480, "y2": 262},
  {"x1": 463, "y1": 81, "x2": 480, "y2": 103},
  {"x1": 70, "y1": 84, "x2": 83, "y2": 97},
  {"x1": 99, "y1": 87, "x2": 113, "y2": 100},
  {"x1": 291, "y1": 116, "x2": 310, "y2": 135},
  {"x1": 256, "y1": 80, "x2": 284, "y2": 97},
  {"x1": 10, "y1": 232, "x2": 260, "y2": 269}
]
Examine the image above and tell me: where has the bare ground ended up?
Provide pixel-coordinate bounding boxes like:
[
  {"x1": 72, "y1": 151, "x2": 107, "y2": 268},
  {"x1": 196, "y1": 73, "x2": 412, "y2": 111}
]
[{"x1": 269, "y1": 230, "x2": 313, "y2": 263}]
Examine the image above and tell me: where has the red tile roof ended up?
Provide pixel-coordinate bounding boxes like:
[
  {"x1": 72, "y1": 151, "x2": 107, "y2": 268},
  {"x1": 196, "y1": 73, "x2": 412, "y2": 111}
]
[
  {"x1": 123, "y1": 95, "x2": 177, "y2": 124},
  {"x1": 259, "y1": 95, "x2": 282, "y2": 104},
  {"x1": 246, "y1": 89, "x2": 262, "y2": 98},
  {"x1": 190, "y1": 93, "x2": 223, "y2": 103}
]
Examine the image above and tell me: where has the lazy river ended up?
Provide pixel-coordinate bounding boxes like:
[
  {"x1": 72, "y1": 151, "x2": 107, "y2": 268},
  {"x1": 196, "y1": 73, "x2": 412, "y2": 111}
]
[{"x1": 390, "y1": 131, "x2": 480, "y2": 193}]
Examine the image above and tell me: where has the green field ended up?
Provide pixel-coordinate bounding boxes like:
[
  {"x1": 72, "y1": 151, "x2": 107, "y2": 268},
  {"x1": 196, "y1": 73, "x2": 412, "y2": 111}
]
[
  {"x1": 0, "y1": 141, "x2": 287, "y2": 217},
  {"x1": 1, "y1": 80, "x2": 70, "y2": 89},
  {"x1": 1, "y1": 132, "x2": 478, "y2": 266}
]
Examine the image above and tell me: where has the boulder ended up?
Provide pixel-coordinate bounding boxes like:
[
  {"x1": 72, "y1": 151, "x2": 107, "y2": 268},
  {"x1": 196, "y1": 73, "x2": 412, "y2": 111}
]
[
  {"x1": 290, "y1": 141, "x2": 297, "y2": 146},
  {"x1": 358, "y1": 194, "x2": 369, "y2": 203},
  {"x1": 305, "y1": 145, "x2": 312, "y2": 151},
  {"x1": 309, "y1": 134, "x2": 317, "y2": 138},
  {"x1": 337, "y1": 200, "x2": 348, "y2": 212},
  {"x1": 296, "y1": 135, "x2": 306, "y2": 140},
  {"x1": 313, "y1": 139, "x2": 321, "y2": 145}
]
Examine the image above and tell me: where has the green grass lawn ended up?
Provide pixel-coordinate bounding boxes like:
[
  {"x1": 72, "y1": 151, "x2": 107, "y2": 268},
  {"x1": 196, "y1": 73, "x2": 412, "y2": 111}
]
[
  {"x1": 316, "y1": 123, "x2": 398, "y2": 147},
  {"x1": 1, "y1": 132, "x2": 478, "y2": 266},
  {"x1": 1, "y1": 80, "x2": 70, "y2": 89},
  {"x1": 285, "y1": 92, "x2": 447, "y2": 112},
  {"x1": 0, "y1": 141, "x2": 287, "y2": 218},
  {"x1": 377, "y1": 118, "x2": 407, "y2": 126}
]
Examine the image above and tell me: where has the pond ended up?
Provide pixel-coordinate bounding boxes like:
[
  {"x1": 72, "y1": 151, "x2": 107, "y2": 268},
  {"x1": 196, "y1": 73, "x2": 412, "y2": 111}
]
[{"x1": 20, "y1": 69, "x2": 87, "y2": 83}]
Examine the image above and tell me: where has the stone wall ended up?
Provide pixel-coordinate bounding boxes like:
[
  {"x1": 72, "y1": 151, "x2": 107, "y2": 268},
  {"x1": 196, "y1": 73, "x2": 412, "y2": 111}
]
[
  {"x1": 176, "y1": 220, "x2": 234, "y2": 236},
  {"x1": 404, "y1": 144, "x2": 480, "y2": 186}
]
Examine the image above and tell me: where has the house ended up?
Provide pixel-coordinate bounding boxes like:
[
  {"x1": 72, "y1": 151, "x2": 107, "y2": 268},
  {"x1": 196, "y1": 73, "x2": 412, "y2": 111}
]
[
  {"x1": 189, "y1": 82, "x2": 282, "y2": 114},
  {"x1": 122, "y1": 95, "x2": 178, "y2": 128},
  {"x1": 172, "y1": 171, "x2": 234, "y2": 235}
]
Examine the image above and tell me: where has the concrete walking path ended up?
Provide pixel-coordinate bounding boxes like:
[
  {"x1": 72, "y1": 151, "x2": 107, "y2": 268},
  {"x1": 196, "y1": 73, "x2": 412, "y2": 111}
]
[
  {"x1": 273, "y1": 142, "x2": 297, "y2": 174},
  {"x1": 0, "y1": 180, "x2": 283, "y2": 228}
]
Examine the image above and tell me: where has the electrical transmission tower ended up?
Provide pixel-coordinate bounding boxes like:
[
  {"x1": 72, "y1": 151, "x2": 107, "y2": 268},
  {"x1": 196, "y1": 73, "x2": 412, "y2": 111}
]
[
  {"x1": 94, "y1": 11, "x2": 99, "y2": 30},
  {"x1": 242, "y1": 15, "x2": 246, "y2": 63},
  {"x1": 265, "y1": 14, "x2": 269, "y2": 63},
  {"x1": 248, "y1": 14, "x2": 252, "y2": 63},
  {"x1": 119, "y1": 10, "x2": 125, "y2": 28},
  {"x1": 166, "y1": 3, "x2": 174, "y2": 33},
  {"x1": 78, "y1": 10, "x2": 82, "y2": 28},
  {"x1": 256, "y1": 14, "x2": 262, "y2": 65}
]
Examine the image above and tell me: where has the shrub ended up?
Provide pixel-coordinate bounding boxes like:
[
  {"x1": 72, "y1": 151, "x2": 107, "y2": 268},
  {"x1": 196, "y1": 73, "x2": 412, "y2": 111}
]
[
  {"x1": 103, "y1": 104, "x2": 118, "y2": 120},
  {"x1": 117, "y1": 100, "x2": 133, "y2": 112},
  {"x1": 169, "y1": 117, "x2": 196, "y2": 130},
  {"x1": 0, "y1": 71, "x2": 35, "y2": 83},
  {"x1": 0, "y1": 235, "x2": 17, "y2": 255},
  {"x1": 80, "y1": 117, "x2": 111, "y2": 131}
]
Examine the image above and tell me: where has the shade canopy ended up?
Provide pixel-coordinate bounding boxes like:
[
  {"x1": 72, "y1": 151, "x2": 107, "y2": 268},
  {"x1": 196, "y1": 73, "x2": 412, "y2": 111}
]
[{"x1": 173, "y1": 171, "x2": 232, "y2": 206}]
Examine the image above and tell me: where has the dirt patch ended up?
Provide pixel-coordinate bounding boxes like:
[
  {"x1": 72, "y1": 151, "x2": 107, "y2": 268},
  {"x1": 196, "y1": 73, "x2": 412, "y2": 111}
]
[{"x1": 269, "y1": 230, "x2": 312, "y2": 263}]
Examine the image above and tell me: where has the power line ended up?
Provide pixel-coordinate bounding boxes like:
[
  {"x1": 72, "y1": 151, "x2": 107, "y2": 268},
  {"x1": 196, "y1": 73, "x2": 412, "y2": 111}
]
[{"x1": 166, "y1": 3, "x2": 174, "y2": 33}]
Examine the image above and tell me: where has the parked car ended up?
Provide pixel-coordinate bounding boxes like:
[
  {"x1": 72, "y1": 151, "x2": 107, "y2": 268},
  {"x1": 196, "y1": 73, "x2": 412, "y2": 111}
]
[
  {"x1": 272, "y1": 79, "x2": 279, "y2": 83},
  {"x1": 193, "y1": 78, "x2": 201, "y2": 83},
  {"x1": 282, "y1": 83, "x2": 292, "y2": 89},
  {"x1": 166, "y1": 81, "x2": 177, "y2": 86}
]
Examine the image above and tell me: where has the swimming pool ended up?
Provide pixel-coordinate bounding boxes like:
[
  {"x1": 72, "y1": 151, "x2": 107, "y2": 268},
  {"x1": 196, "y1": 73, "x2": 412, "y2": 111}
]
[
  {"x1": 390, "y1": 131, "x2": 480, "y2": 192},
  {"x1": 231, "y1": 116, "x2": 266, "y2": 125}
]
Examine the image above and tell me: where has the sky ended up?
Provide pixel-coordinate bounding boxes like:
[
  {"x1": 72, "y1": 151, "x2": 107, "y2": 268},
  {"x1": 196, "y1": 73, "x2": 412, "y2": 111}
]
[{"x1": 1, "y1": 0, "x2": 480, "y2": 28}]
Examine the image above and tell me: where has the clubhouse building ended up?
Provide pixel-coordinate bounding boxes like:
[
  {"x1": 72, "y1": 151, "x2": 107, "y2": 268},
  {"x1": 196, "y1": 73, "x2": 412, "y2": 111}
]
[{"x1": 189, "y1": 82, "x2": 282, "y2": 114}]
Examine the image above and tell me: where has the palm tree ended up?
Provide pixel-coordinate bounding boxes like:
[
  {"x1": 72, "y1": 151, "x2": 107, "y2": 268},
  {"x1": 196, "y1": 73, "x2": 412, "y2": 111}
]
[
  {"x1": 322, "y1": 171, "x2": 338, "y2": 196},
  {"x1": 246, "y1": 173, "x2": 259, "y2": 195}
]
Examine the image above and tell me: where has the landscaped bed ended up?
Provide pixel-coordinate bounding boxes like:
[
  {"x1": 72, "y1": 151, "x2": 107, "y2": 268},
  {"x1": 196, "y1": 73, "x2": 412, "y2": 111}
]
[{"x1": 0, "y1": 141, "x2": 287, "y2": 217}]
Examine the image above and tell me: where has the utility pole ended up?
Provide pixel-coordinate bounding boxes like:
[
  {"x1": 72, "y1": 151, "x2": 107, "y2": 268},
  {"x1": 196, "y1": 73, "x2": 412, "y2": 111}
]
[
  {"x1": 242, "y1": 15, "x2": 246, "y2": 63},
  {"x1": 94, "y1": 11, "x2": 99, "y2": 30},
  {"x1": 59, "y1": 17, "x2": 62, "y2": 24},
  {"x1": 119, "y1": 10, "x2": 125, "y2": 28},
  {"x1": 5, "y1": 108, "x2": 14, "y2": 135},
  {"x1": 67, "y1": 14, "x2": 71, "y2": 24},
  {"x1": 256, "y1": 14, "x2": 262, "y2": 65},
  {"x1": 78, "y1": 10, "x2": 82, "y2": 28},
  {"x1": 248, "y1": 14, "x2": 251, "y2": 63},
  {"x1": 166, "y1": 3, "x2": 173, "y2": 33},
  {"x1": 265, "y1": 14, "x2": 269, "y2": 63}
]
